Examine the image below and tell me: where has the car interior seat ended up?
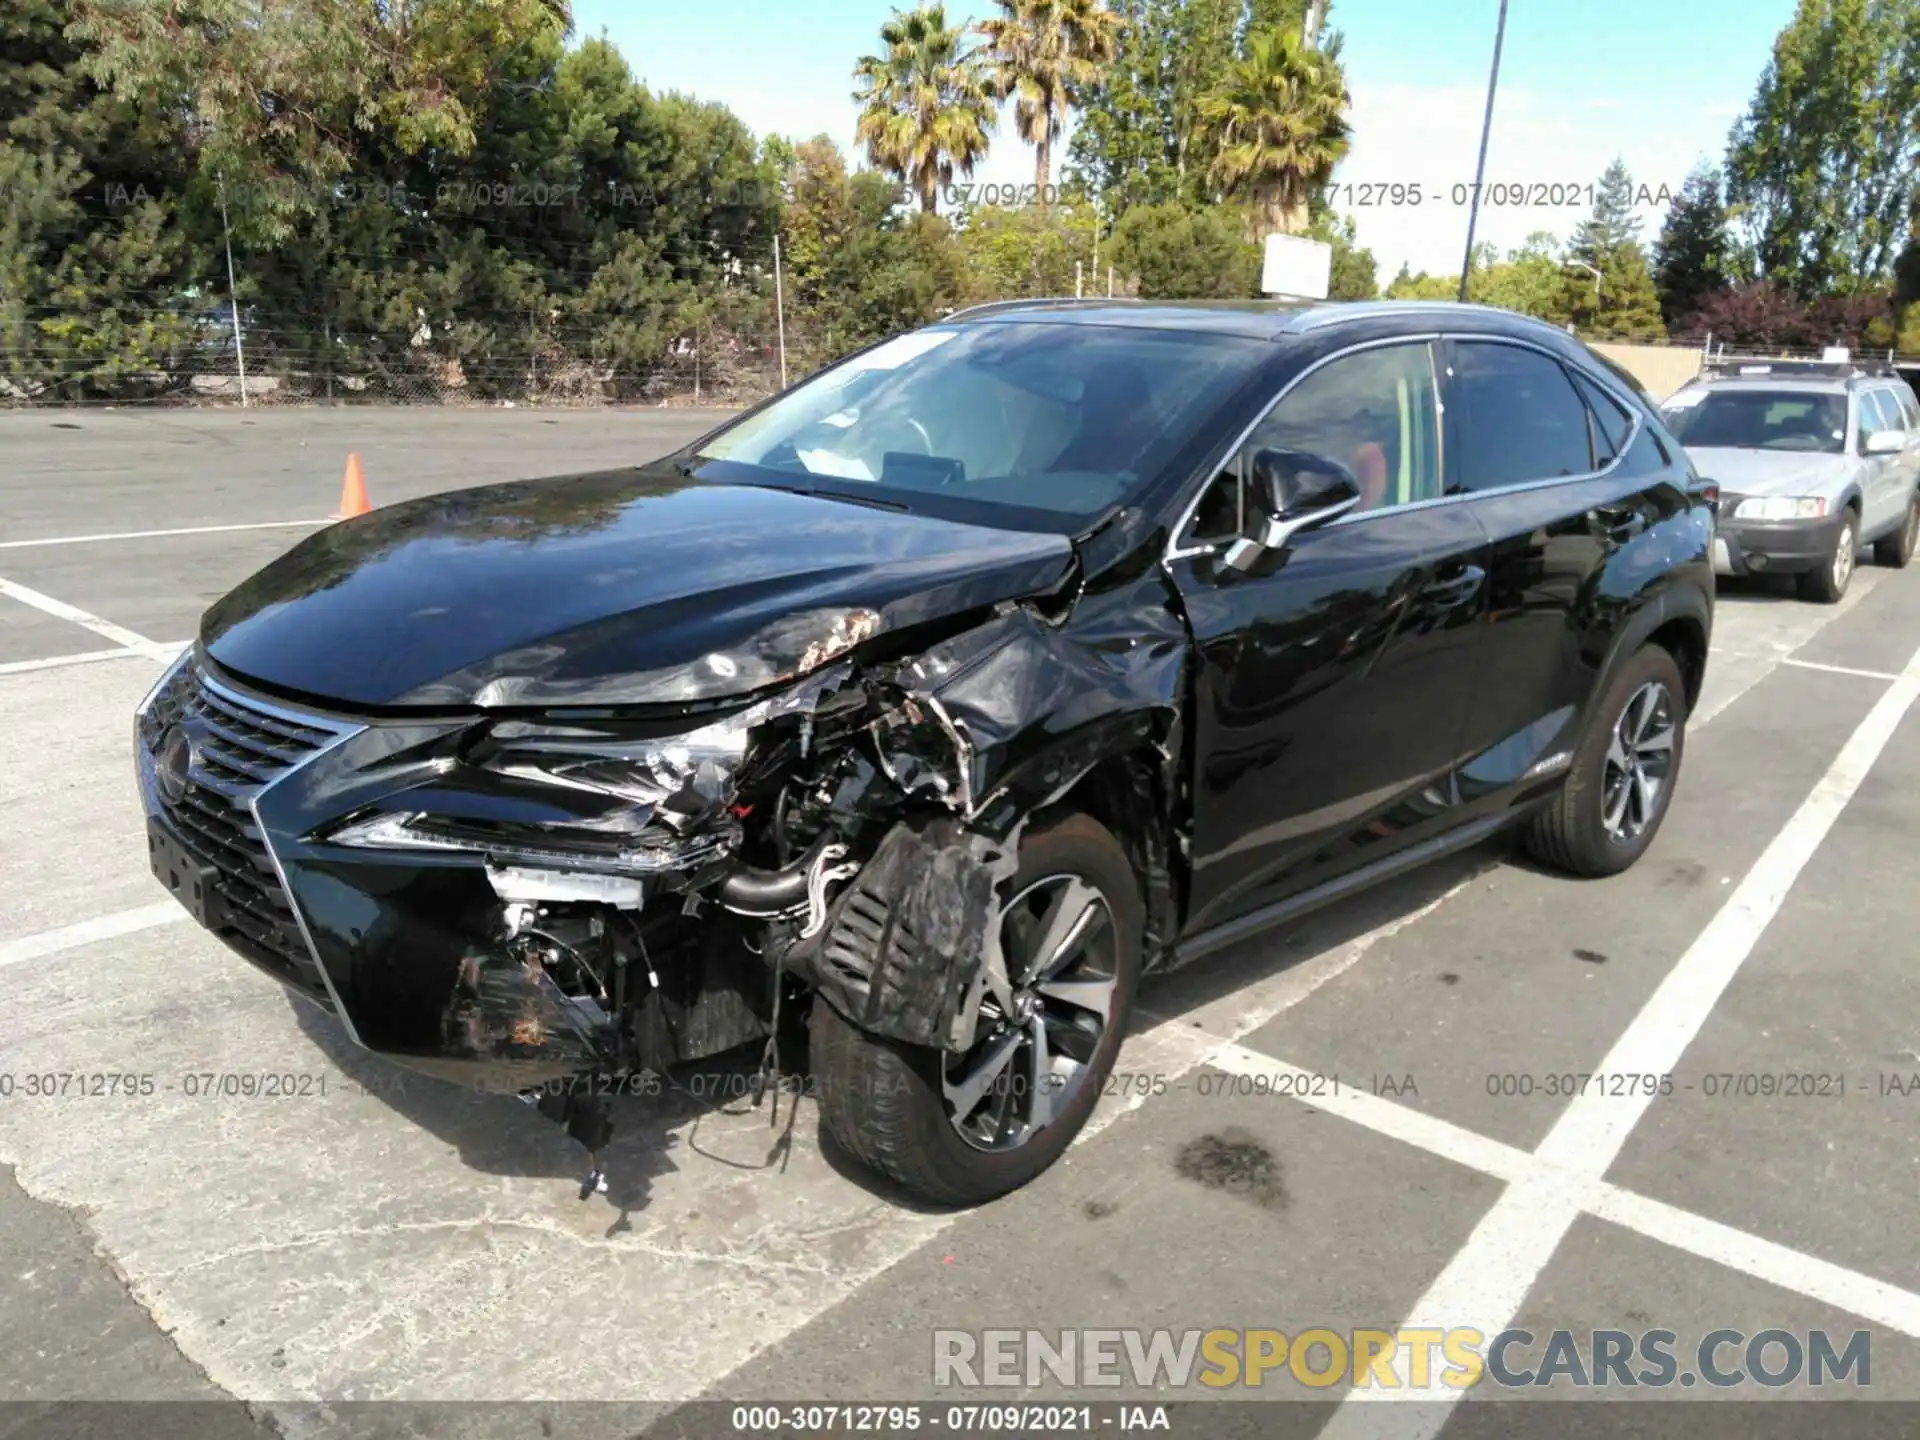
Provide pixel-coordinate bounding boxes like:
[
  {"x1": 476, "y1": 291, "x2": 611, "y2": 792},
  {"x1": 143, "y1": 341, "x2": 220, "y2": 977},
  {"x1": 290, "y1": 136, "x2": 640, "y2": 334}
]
[{"x1": 1348, "y1": 441, "x2": 1389, "y2": 511}]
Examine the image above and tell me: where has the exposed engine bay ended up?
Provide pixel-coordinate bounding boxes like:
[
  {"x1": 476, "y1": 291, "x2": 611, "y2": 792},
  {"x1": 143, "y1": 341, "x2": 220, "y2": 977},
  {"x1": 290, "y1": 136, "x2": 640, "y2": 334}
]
[
  {"x1": 139, "y1": 481, "x2": 1191, "y2": 1204},
  {"x1": 359, "y1": 597, "x2": 1182, "y2": 1195}
]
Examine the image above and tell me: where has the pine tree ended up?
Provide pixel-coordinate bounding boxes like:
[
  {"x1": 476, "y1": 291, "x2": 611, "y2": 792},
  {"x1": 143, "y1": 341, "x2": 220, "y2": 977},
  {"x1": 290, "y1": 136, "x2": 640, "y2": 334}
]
[
  {"x1": 1652, "y1": 164, "x2": 1732, "y2": 331},
  {"x1": 1591, "y1": 245, "x2": 1668, "y2": 341},
  {"x1": 1565, "y1": 160, "x2": 1667, "y2": 341},
  {"x1": 1063, "y1": 0, "x2": 1182, "y2": 213},
  {"x1": 1568, "y1": 159, "x2": 1643, "y2": 265}
]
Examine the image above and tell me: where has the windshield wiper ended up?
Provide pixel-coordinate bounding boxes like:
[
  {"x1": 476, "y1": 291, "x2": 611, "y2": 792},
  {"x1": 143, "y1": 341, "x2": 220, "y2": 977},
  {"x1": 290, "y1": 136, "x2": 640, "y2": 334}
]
[{"x1": 793, "y1": 487, "x2": 911, "y2": 513}]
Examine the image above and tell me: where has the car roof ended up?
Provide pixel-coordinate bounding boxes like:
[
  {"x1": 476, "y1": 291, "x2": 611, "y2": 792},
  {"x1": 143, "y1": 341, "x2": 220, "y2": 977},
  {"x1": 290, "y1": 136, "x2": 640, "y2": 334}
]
[
  {"x1": 943, "y1": 297, "x2": 1580, "y2": 346},
  {"x1": 942, "y1": 298, "x2": 1310, "y2": 339},
  {"x1": 1675, "y1": 375, "x2": 1854, "y2": 396},
  {"x1": 1678, "y1": 363, "x2": 1916, "y2": 396}
]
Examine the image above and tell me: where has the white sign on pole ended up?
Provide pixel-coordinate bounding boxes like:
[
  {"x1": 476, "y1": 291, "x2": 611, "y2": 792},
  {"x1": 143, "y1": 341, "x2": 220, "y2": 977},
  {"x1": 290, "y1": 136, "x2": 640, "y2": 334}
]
[
  {"x1": 1261, "y1": 234, "x2": 1332, "y2": 300},
  {"x1": 1823, "y1": 346, "x2": 1851, "y2": 363}
]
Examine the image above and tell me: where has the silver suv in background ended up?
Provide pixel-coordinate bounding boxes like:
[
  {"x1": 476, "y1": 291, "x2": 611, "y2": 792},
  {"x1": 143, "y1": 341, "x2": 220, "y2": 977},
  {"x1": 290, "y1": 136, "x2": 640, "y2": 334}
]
[{"x1": 1660, "y1": 361, "x2": 1920, "y2": 602}]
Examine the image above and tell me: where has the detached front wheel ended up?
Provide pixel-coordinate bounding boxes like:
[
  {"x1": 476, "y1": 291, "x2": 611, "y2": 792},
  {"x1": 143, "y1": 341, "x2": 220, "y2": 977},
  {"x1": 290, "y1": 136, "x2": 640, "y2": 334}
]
[{"x1": 812, "y1": 813, "x2": 1142, "y2": 1206}]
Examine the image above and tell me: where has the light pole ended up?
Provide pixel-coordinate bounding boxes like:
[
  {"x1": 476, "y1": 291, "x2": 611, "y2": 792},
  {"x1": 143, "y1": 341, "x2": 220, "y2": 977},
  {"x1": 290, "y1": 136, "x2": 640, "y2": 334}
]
[
  {"x1": 1458, "y1": 0, "x2": 1511, "y2": 303},
  {"x1": 1566, "y1": 259, "x2": 1603, "y2": 303}
]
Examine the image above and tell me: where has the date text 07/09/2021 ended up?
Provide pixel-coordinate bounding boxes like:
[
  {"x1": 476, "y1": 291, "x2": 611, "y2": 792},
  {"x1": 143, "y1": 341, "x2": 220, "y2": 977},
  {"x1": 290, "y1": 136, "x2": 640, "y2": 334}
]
[{"x1": 1330, "y1": 180, "x2": 1677, "y2": 209}]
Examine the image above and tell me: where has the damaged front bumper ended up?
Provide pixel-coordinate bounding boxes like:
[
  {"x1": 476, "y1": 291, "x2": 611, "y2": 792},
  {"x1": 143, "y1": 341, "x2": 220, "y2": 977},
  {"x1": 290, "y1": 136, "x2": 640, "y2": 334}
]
[
  {"x1": 136, "y1": 655, "x2": 627, "y2": 1086},
  {"x1": 135, "y1": 572, "x2": 1186, "y2": 1101},
  {"x1": 131, "y1": 648, "x2": 1013, "y2": 1090}
]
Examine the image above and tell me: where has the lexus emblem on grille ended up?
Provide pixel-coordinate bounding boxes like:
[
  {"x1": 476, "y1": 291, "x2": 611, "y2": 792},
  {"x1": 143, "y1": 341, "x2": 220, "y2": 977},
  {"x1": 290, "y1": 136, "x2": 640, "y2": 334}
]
[{"x1": 156, "y1": 724, "x2": 193, "y2": 803}]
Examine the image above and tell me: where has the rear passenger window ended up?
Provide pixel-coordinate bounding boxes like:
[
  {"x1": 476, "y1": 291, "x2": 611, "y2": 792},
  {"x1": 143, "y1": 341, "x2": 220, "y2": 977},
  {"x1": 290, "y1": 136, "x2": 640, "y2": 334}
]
[
  {"x1": 1571, "y1": 370, "x2": 1633, "y2": 465},
  {"x1": 1897, "y1": 388, "x2": 1920, "y2": 428},
  {"x1": 1447, "y1": 341, "x2": 1596, "y2": 491}
]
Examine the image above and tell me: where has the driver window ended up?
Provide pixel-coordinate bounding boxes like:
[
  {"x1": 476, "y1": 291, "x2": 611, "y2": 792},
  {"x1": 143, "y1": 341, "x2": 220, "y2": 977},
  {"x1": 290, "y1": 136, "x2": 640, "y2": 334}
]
[
  {"x1": 1241, "y1": 342, "x2": 1444, "y2": 516},
  {"x1": 1863, "y1": 389, "x2": 1901, "y2": 441}
]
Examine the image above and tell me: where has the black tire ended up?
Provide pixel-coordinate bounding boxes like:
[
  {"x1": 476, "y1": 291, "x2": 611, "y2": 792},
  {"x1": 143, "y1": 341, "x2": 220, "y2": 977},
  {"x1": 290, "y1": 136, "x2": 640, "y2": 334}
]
[
  {"x1": 1797, "y1": 507, "x2": 1858, "y2": 603},
  {"x1": 1523, "y1": 643, "x2": 1687, "y2": 878},
  {"x1": 812, "y1": 812, "x2": 1143, "y2": 1207},
  {"x1": 1874, "y1": 492, "x2": 1919, "y2": 568}
]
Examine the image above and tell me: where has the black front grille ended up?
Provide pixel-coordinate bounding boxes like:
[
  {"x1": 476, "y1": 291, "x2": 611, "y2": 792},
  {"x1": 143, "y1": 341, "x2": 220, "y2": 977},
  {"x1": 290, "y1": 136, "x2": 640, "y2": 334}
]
[{"x1": 142, "y1": 663, "x2": 342, "y2": 1001}]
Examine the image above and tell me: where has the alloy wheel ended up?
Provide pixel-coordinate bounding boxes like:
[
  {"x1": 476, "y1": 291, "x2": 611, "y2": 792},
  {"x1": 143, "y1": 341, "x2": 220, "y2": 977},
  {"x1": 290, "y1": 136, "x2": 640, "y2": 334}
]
[
  {"x1": 942, "y1": 874, "x2": 1119, "y2": 1152},
  {"x1": 1833, "y1": 519, "x2": 1856, "y2": 592},
  {"x1": 1602, "y1": 680, "x2": 1676, "y2": 846}
]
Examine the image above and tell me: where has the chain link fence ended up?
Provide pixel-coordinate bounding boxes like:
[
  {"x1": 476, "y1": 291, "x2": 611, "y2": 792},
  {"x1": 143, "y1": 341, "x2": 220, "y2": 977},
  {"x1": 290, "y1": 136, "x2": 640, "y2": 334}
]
[
  {"x1": 17, "y1": 306, "x2": 1917, "y2": 412},
  {"x1": 0, "y1": 313, "x2": 847, "y2": 410}
]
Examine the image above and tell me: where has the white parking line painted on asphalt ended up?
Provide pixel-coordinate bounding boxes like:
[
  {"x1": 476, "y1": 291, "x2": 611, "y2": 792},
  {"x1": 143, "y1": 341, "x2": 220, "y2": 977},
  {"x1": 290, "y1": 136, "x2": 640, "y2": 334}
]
[
  {"x1": 1206, "y1": 1042, "x2": 1920, "y2": 1342},
  {"x1": 1538, "y1": 641, "x2": 1920, "y2": 1170},
  {"x1": 1093, "y1": 870, "x2": 1491, "y2": 1146},
  {"x1": 0, "y1": 578, "x2": 176, "y2": 661},
  {"x1": 0, "y1": 644, "x2": 186, "y2": 676},
  {"x1": 0, "y1": 519, "x2": 327, "y2": 550},
  {"x1": 1207, "y1": 1045, "x2": 1533, "y2": 1184},
  {"x1": 1590, "y1": 1185, "x2": 1920, "y2": 1339},
  {"x1": 1312, "y1": 639, "x2": 1920, "y2": 1439},
  {"x1": 1689, "y1": 573, "x2": 1882, "y2": 728},
  {"x1": 0, "y1": 647, "x2": 145, "y2": 675},
  {"x1": 0, "y1": 902, "x2": 185, "y2": 972},
  {"x1": 1782, "y1": 657, "x2": 1902, "y2": 683}
]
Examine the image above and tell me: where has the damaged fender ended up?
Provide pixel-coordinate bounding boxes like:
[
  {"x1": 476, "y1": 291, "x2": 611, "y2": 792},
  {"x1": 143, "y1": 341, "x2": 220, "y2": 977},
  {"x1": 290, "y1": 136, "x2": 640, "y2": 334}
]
[
  {"x1": 817, "y1": 570, "x2": 1192, "y2": 1051},
  {"x1": 805, "y1": 818, "x2": 1019, "y2": 1053}
]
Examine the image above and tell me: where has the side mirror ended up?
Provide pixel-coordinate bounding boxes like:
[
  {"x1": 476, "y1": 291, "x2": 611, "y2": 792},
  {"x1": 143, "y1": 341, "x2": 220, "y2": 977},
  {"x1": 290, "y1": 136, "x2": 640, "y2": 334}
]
[
  {"x1": 1865, "y1": 429, "x2": 1906, "y2": 455},
  {"x1": 1222, "y1": 448, "x2": 1364, "y2": 573}
]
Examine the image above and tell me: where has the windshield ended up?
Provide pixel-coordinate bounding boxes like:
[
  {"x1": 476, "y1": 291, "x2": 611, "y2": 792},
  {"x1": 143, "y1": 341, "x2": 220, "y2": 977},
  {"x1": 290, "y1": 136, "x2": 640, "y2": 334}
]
[
  {"x1": 693, "y1": 321, "x2": 1268, "y2": 527},
  {"x1": 1661, "y1": 389, "x2": 1848, "y2": 454}
]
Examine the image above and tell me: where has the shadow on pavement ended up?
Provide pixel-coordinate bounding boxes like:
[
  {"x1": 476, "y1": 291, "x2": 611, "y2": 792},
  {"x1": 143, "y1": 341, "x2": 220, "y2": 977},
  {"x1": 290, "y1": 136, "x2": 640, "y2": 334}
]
[{"x1": 283, "y1": 831, "x2": 1516, "y2": 1215}]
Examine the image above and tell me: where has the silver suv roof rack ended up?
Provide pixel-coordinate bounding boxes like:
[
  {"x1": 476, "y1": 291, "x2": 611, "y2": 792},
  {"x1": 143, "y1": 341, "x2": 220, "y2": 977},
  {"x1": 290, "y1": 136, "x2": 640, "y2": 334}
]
[{"x1": 1699, "y1": 357, "x2": 1903, "y2": 382}]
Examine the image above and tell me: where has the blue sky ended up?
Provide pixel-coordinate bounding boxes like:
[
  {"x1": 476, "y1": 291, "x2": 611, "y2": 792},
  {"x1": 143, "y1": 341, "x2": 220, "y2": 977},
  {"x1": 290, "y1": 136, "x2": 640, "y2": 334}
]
[{"x1": 576, "y1": 0, "x2": 1794, "y2": 277}]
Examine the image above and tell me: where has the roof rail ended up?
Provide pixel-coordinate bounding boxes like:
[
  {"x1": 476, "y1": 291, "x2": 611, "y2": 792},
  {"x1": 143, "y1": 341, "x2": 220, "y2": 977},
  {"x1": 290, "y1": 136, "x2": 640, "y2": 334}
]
[
  {"x1": 1700, "y1": 356, "x2": 1902, "y2": 381},
  {"x1": 941, "y1": 296, "x2": 1134, "y2": 322}
]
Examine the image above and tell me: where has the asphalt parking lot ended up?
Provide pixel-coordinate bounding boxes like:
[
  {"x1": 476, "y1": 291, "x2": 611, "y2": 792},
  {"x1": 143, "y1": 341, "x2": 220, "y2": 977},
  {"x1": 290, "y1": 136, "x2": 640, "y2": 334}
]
[{"x1": 4, "y1": 406, "x2": 1920, "y2": 1440}]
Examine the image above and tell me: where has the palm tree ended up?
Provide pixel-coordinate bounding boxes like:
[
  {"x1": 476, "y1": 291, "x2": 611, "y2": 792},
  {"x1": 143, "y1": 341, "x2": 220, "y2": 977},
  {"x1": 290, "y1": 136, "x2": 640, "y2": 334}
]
[
  {"x1": 853, "y1": 4, "x2": 997, "y2": 215},
  {"x1": 1196, "y1": 26, "x2": 1351, "y2": 238},
  {"x1": 976, "y1": 0, "x2": 1124, "y2": 212}
]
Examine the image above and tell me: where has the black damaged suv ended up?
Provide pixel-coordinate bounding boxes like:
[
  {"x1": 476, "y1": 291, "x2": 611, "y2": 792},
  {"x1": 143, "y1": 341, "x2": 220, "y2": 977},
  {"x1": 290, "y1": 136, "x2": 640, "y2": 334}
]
[{"x1": 136, "y1": 300, "x2": 1713, "y2": 1205}]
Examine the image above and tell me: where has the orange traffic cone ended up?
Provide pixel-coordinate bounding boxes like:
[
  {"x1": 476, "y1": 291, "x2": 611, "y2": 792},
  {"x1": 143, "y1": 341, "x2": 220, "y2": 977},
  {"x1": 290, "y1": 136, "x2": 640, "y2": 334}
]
[{"x1": 331, "y1": 453, "x2": 371, "y2": 520}]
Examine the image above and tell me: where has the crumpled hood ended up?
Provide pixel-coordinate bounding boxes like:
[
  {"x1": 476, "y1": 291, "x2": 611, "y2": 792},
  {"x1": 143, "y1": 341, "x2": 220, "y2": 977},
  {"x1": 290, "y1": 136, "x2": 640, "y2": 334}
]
[
  {"x1": 202, "y1": 467, "x2": 1076, "y2": 709},
  {"x1": 1683, "y1": 446, "x2": 1857, "y2": 498}
]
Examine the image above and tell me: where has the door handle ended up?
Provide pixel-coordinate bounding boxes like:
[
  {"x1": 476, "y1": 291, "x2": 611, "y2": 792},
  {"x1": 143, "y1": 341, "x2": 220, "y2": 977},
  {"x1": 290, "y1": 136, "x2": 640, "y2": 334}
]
[{"x1": 1421, "y1": 564, "x2": 1485, "y2": 605}]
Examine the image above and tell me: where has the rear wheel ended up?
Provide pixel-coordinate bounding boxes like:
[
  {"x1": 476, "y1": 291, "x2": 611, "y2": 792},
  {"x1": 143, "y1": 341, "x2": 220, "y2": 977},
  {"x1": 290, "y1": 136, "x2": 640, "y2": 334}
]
[
  {"x1": 1798, "y1": 509, "x2": 1857, "y2": 602},
  {"x1": 1523, "y1": 643, "x2": 1686, "y2": 878},
  {"x1": 812, "y1": 813, "x2": 1142, "y2": 1206},
  {"x1": 1873, "y1": 493, "x2": 1919, "y2": 568}
]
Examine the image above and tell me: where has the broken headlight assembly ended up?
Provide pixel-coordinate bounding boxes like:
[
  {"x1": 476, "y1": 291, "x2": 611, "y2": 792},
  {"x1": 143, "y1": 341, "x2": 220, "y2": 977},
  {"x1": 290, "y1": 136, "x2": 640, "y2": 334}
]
[
  {"x1": 324, "y1": 708, "x2": 754, "y2": 879},
  {"x1": 461, "y1": 607, "x2": 885, "y2": 707}
]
